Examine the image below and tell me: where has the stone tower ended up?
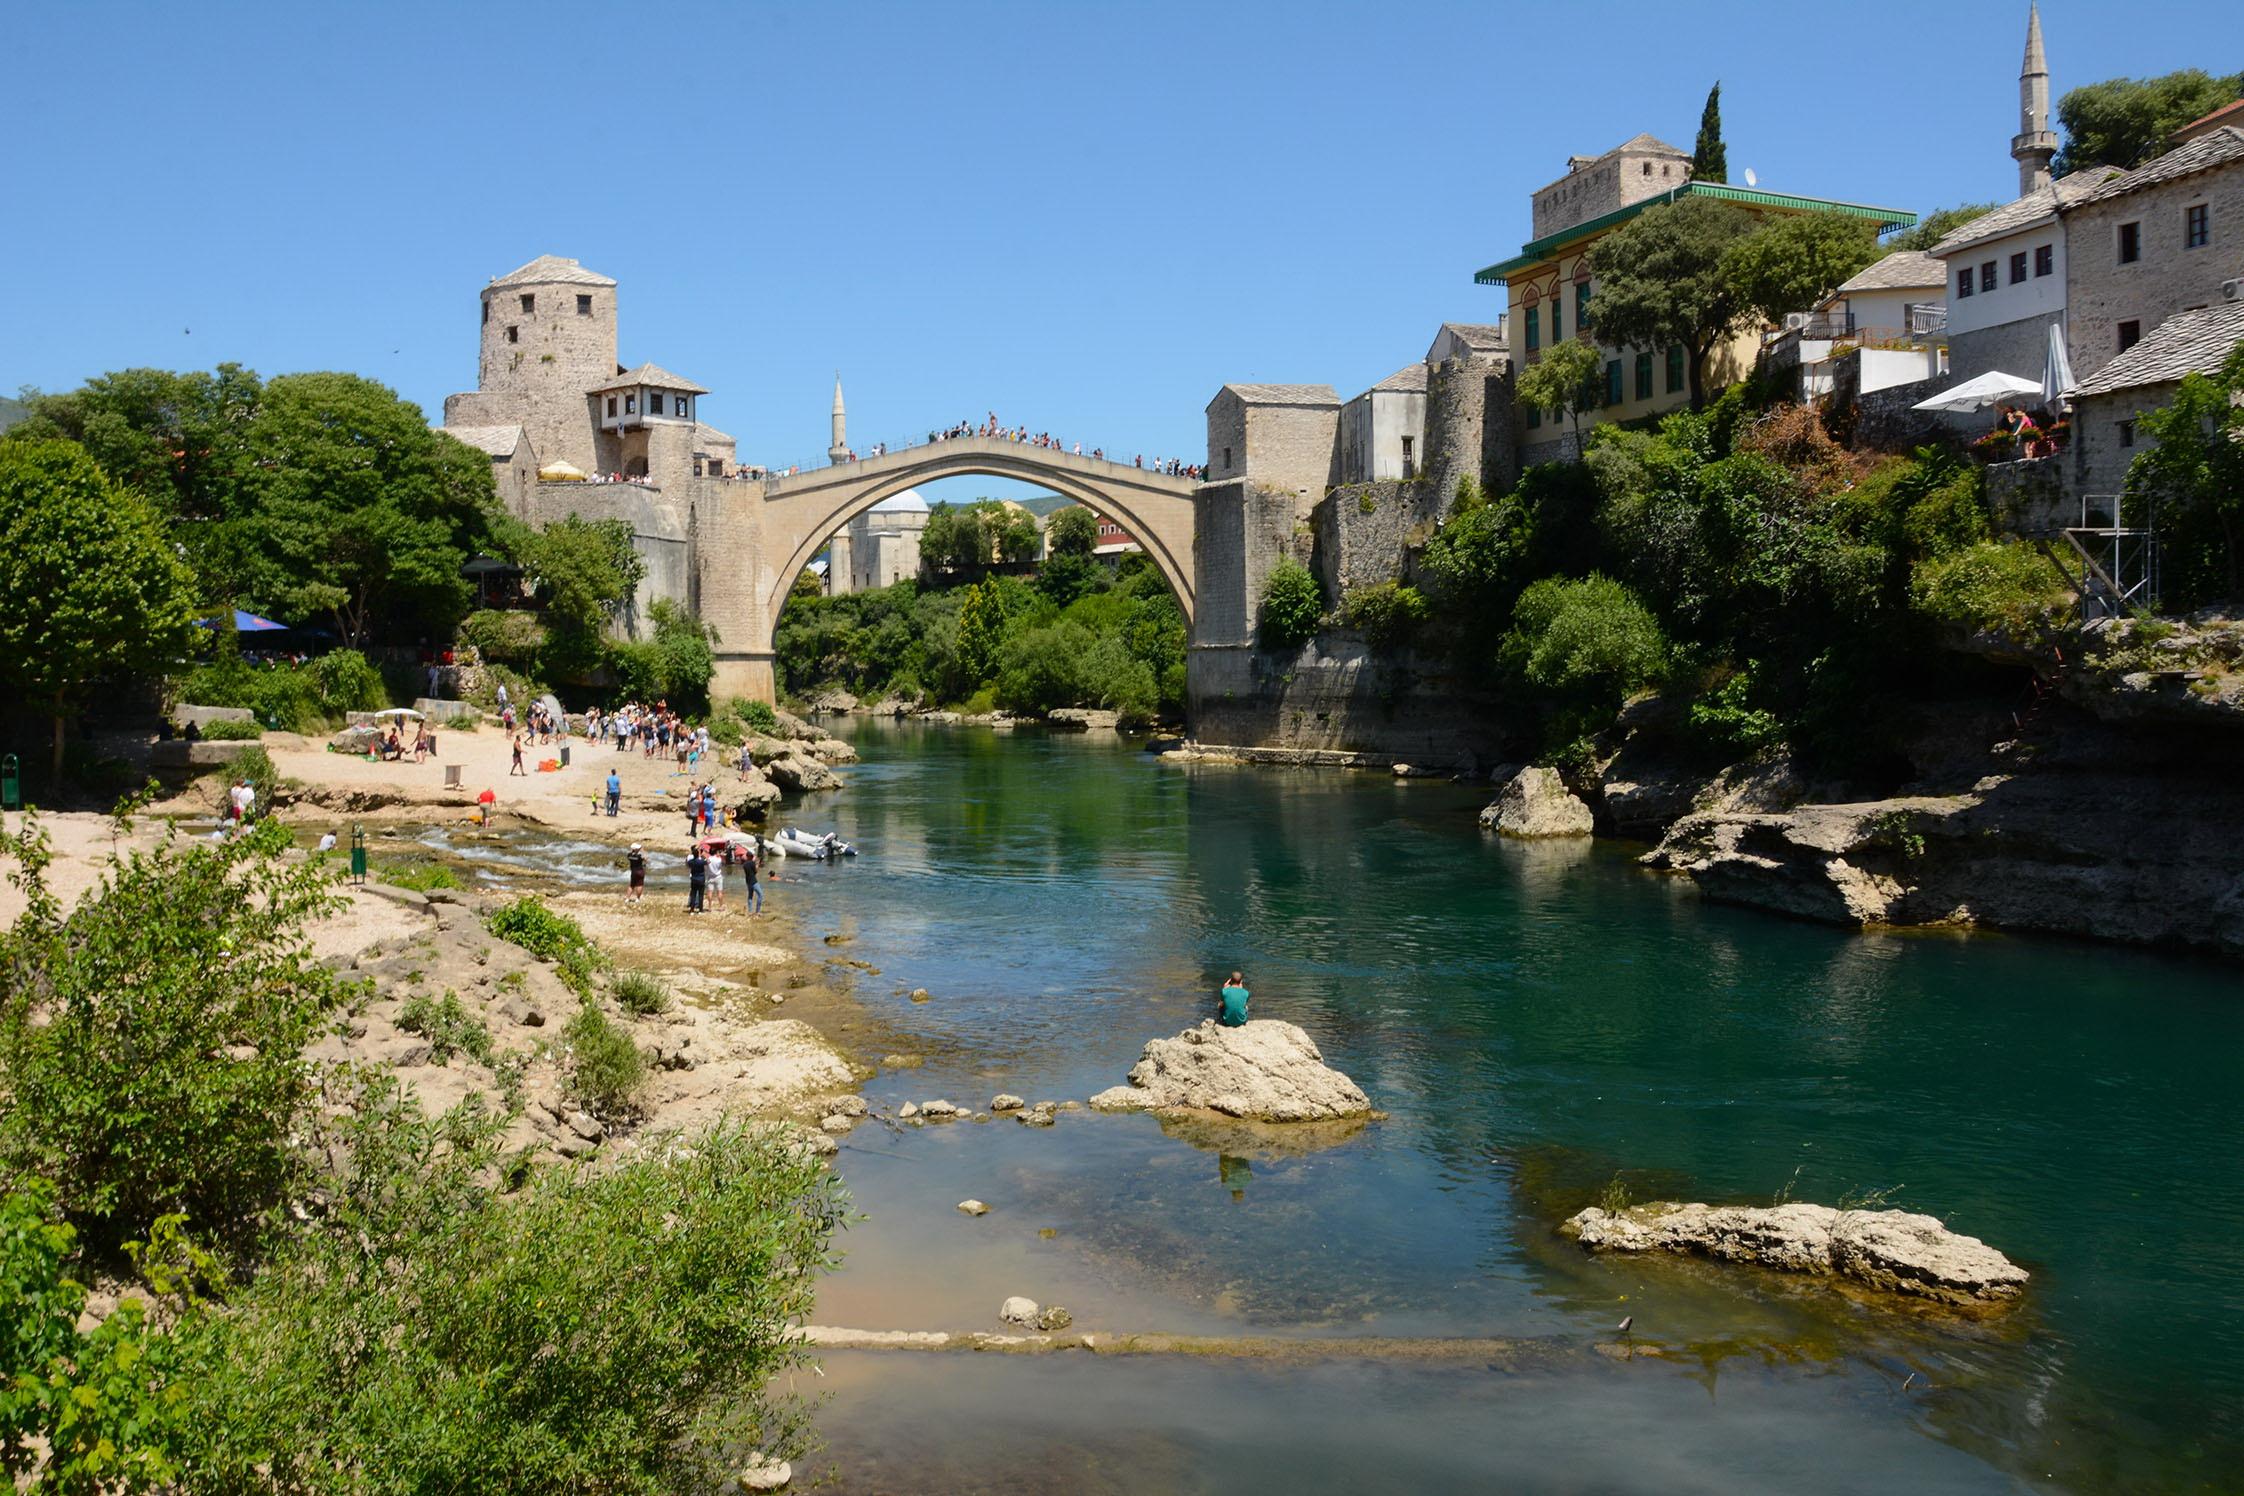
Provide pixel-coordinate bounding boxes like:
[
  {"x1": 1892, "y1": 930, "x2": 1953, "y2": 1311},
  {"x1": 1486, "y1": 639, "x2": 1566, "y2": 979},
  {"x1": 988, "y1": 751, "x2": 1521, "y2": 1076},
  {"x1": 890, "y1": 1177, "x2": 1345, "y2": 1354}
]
[
  {"x1": 2012, "y1": 4, "x2": 2058, "y2": 195},
  {"x1": 468, "y1": 255, "x2": 618, "y2": 475},
  {"x1": 827, "y1": 376, "x2": 850, "y2": 464}
]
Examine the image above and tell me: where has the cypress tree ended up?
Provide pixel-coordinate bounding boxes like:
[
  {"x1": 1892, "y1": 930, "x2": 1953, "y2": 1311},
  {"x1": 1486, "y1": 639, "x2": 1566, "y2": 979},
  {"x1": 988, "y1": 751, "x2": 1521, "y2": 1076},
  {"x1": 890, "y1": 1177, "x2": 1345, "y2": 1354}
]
[{"x1": 1691, "y1": 82, "x2": 1727, "y2": 183}]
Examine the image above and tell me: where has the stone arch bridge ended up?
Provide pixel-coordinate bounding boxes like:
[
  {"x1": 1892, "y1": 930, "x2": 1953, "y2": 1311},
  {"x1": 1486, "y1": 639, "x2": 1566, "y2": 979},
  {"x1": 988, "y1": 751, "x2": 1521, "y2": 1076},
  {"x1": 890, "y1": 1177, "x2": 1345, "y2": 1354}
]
[{"x1": 697, "y1": 437, "x2": 1199, "y2": 703}]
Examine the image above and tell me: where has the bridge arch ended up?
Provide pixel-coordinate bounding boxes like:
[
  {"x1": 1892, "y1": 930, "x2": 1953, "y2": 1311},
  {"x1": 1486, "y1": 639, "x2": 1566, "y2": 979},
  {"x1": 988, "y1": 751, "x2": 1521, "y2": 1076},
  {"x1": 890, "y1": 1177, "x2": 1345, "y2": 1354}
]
[{"x1": 713, "y1": 437, "x2": 1198, "y2": 703}]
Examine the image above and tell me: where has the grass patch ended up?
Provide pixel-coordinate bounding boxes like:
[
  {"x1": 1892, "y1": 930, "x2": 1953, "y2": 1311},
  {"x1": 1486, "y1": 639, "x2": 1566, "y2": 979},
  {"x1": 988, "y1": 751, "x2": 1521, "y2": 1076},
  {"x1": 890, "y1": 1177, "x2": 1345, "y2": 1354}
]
[
  {"x1": 486, "y1": 895, "x2": 604, "y2": 994},
  {"x1": 610, "y1": 971, "x2": 673, "y2": 1016},
  {"x1": 380, "y1": 860, "x2": 463, "y2": 892},
  {"x1": 396, "y1": 988, "x2": 493, "y2": 1066}
]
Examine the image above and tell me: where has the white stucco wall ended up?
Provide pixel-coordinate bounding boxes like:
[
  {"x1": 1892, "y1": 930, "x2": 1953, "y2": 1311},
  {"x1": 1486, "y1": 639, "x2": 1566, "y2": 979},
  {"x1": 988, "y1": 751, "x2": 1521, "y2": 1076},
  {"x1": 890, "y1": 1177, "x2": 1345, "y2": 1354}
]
[{"x1": 1941, "y1": 223, "x2": 2066, "y2": 340}]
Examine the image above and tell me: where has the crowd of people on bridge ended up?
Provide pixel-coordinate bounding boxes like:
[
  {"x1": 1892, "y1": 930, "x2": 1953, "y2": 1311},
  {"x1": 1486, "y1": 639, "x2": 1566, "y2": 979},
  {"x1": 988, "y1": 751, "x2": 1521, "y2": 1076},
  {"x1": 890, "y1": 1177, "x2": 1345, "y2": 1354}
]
[{"x1": 810, "y1": 412, "x2": 1205, "y2": 481}]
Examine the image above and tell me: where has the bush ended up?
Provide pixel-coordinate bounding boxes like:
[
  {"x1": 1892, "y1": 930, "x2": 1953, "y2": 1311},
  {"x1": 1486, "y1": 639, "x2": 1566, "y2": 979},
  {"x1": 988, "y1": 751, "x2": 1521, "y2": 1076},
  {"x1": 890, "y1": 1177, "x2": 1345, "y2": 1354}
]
[
  {"x1": 458, "y1": 609, "x2": 548, "y2": 665},
  {"x1": 565, "y1": 1000, "x2": 646, "y2": 1119},
  {"x1": 610, "y1": 971, "x2": 672, "y2": 1017},
  {"x1": 485, "y1": 896, "x2": 603, "y2": 994},
  {"x1": 1500, "y1": 574, "x2": 1668, "y2": 746},
  {"x1": 1911, "y1": 540, "x2": 2073, "y2": 637},
  {"x1": 0, "y1": 817, "x2": 347, "y2": 1252},
  {"x1": 200, "y1": 716, "x2": 264, "y2": 740},
  {"x1": 210, "y1": 743, "x2": 280, "y2": 823},
  {"x1": 185, "y1": 1094, "x2": 843, "y2": 1491},
  {"x1": 178, "y1": 648, "x2": 389, "y2": 733},
  {"x1": 1341, "y1": 581, "x2": 1431, "y2": 651},
  {"x1": 1257, "y1": 560, "x2": 1323, "y2": 649},
  {"x1": 732, "y1": 697, "x2": 780, "y2": 736},
  {"x1": 1684, "y1": 665, "x2": 1784, "y2": 758},
  {"x1": 466, "y1": 661, "x2": 545, "y2": 714},
  {"x1": 396, "y1": 988, "x2": 493, "y2": 1066}
]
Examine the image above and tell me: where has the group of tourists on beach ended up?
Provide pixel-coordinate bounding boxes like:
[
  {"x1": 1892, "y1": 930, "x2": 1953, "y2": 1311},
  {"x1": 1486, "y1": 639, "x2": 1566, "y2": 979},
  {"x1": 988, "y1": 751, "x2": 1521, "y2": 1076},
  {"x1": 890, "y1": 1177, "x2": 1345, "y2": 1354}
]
[
  {"x1": 625, "y1": 833, "x2": 772, "y2": 916},
  {"x1": 588, "y1": 701, "x2": 710, "y2": 768}
]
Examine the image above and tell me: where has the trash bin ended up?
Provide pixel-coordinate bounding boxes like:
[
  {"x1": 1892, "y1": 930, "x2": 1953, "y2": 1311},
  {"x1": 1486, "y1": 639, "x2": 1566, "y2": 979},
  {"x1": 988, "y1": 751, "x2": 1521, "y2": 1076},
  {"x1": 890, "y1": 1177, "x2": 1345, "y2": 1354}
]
[
  {"x1": 444, "y1": 763, "x2": 463, "y2": 789},
  {"x1": 0, "y1": 754, "x2": 17, "y2": 812},
  {"x1": 561, "y1": 743, "x2": 571, "y2": 767},
  {"x1": 349, "y1": 825, "x2": 367, "y2": 885}
]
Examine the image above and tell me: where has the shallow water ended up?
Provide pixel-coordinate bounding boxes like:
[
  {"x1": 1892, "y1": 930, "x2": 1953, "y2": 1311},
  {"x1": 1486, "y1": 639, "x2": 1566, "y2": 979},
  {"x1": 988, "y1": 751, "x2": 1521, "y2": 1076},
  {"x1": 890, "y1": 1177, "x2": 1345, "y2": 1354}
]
[{"x1": 727, "y1": 720, "x2": 2244, "y2": 1493}]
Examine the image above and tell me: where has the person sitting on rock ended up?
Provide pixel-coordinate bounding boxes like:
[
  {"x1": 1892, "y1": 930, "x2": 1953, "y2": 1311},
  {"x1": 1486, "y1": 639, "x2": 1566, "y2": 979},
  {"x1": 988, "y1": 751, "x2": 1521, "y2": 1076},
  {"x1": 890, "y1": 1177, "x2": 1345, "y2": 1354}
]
[{"x1": 1218, "y1": 971, "x2": 1250, "y2": 1027}]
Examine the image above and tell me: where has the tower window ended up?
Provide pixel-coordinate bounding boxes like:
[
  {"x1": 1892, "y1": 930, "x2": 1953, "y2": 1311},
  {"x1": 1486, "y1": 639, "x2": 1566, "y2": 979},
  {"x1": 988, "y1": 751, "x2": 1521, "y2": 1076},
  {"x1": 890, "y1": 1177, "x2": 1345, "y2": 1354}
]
[
  {"x1": 2010, "y1": 251, "x2": 2028, "y2": 284},
  {"x1": 577, "y1": 293, "x2": 594, "y2": 314},
  {"x1": 519, "y1": 293, "x2": 535, "y2": 313},
  {"x1": 606, "y1": 397, "x2": 617, "y2": 417},
  {"x1": 1957, "y1": 268, "x2": 1974, "y2": 298},
  {"x1": 2185, "y1": 203, "x2": 2209, "y2": 249},
  {"x1": 648, "y1": 393, "x2": 664, "y2": 416},
  {"x1": 1400, "y1": 435, "x2": 1415, "y2": 479},
  {"x1": 481, "y1": 302, "x2": 489, "y2": 325},
  {"x1": 2117, "y1": 320, "x2": 2141, "y2": 352},
  {"x1": 1223, "y1": 446, "x2": 1232, "y2": 469},
  {"x1": 1980, "y1": 261, "x2": 1998, "y2": 292},
  {"x1": 2117, "y1": 222, "x2": 2141, "y2": 263},
  {"x1": 506, "y1": 325, "x2": 518, "y2": 343},
  {"x1": 2035, "y1": 244, "x2": 2053, "y2": 276},
  {"x1": 625, "y1": 395, "x2": 636, "y2": 414},
  {"x1": 2119, "y1": 419, "x2": 2136, "y2": 448}
]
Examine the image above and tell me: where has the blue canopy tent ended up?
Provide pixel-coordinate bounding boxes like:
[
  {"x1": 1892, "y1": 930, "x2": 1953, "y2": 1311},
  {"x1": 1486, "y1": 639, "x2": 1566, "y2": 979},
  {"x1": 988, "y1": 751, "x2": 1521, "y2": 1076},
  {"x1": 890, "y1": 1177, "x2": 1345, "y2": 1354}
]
[{"x1": 194, "y1": 610, "x2": 290, "y2": 632}]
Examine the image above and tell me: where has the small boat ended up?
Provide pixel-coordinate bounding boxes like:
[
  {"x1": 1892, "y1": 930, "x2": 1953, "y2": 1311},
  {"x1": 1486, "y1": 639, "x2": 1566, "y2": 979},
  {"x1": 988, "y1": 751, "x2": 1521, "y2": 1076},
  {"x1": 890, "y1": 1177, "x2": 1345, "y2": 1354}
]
[{"x1": 775, "y1": 827, "x2": 856, "y2": 859}]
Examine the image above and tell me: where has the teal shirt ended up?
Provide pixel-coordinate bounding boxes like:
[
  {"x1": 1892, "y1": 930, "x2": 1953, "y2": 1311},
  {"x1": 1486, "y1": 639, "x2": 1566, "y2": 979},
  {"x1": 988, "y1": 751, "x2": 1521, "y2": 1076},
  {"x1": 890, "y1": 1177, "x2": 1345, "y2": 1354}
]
[{"x1": 1219, "y1": 984, "x2": 1250, "y2": 1026}]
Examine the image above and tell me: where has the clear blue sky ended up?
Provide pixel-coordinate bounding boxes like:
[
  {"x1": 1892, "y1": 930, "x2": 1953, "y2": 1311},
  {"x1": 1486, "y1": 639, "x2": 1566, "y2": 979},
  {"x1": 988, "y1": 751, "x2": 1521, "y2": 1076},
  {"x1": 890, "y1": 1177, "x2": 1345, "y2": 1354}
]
[{"x1": 1, "y1": 0, "x2": 2223, "y2": 472}]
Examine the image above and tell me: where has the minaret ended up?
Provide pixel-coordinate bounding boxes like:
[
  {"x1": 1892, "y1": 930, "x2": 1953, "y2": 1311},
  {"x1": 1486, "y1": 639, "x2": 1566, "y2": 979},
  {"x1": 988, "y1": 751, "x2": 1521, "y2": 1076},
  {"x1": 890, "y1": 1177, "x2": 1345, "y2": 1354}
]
[
  {"x1": 2012, "y1": 4, "x2": 2058, "y2": 195},
  {"x1": 827, "y1": 375, "x2": 850, "y2": 464}
]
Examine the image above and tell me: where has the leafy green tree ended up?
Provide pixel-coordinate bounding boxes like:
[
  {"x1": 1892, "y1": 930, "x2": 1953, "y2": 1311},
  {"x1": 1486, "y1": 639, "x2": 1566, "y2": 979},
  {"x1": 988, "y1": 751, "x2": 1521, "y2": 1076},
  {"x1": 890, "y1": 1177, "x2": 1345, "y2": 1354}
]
[
  {"x1": 1046, "y1": 505, "x2": 1098, "y2": 556},
  {"x1": 954, "y1": 577, "x2": 1009, "y2": 681},
  {"x1": 2055, "y1": 68, "x2": 2243, "y2": 174},
  {"x1": 1257, "y1": 559, "x2": 1324, "y2": 649},
  {"x1": 1691, "y1": 82, "x2": 1726, "y2": 183},
  {"x1": 1516, "y1": 338, "x2": 1604, "y2": 450},
  {"x1": 1498, "y1": 573, "x2": 1668, "y2": 745},
  {"x1": 1885, "y1": 202, "x2": 2001, "y2": 252},
  {"x1": 0, "y1": 440, "x2": 197, "y2": 782},
  {"x1": 504, "y1": 515, "x2": 643, "y2": 678},
  {"x1": 920, "y1": 502, "x2": 987, "y2": 572},
  {"x1": 7, "y1": 364, "x2": 262, "y2": 537},
  {"x1": 1, "y1": 1181, "x2": 203, "y2": 1491},
  {"x1": 233, "y1": 374, "x2": 502, "y2": 645},
  {"x1": 994, "y1": 620, "x2": 1093, "y2": 714},
  {"x1": 987, "y1": 503, "x2": 1041, "y2": 564},
  {"x1": 0, "y1": 814, "x2": 348, "y2": 1254},
  {"x1": 793, "y1": 567, "x2": 825, "y2": 600},
  {"x1": 1586, "y1": 198, "x2": 1761, "y2": 410},
  {"x1": 2125, "y1": 342, "x2": 2244, "y2": 607},
  {"x1": 1722, "y1": 211, "x2": 1882, "y2": 323}
]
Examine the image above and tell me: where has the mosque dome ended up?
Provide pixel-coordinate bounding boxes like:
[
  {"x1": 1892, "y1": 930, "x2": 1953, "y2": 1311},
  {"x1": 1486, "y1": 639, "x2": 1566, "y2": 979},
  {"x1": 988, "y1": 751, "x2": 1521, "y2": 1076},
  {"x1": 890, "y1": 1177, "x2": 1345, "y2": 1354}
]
[{"x1": 869, "y1": 488, "x2": 930, "y2": 513}]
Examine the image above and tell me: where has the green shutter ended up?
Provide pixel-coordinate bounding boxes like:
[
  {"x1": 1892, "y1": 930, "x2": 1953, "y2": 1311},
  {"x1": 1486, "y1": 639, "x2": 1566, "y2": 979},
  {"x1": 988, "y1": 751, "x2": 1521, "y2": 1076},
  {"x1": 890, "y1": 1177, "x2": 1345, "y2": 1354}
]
[
  {"x1": 1605, "y1": 360, "x2": 1622, "y2": 406},
  {"x1": 1635, "y1": 352, "x2": 1652, "y2": 400},
  {"x1": 1576, "y1": 282, "x2": 1591, "y2": 334},
  {"x1": 1665, "y1": 344, "x2": 1686, "y2": 394},
  {"x1": 1525, "y1": 305, "x2": 1539, "y2": 352}
]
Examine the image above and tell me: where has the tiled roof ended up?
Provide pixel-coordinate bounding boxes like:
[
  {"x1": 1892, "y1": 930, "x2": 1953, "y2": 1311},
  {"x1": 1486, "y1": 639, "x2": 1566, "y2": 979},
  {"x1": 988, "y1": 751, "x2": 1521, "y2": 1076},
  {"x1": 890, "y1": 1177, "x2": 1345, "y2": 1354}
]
[
  {"x1": 2072, "y1": 126, "x2": 2244, "y2": 206},
  {"x1": 1604, "y1": 132, "x2": 1690, "y2": 160},
  {"x1": 1214, "y1": 383, "x2": 1338, "y2": 406},
  {"x1": 1837, "y1": 250, "x2": 1948, "y2": 293},
  {"x1": 488, "y1": 255, "x2": 616, "y2": 289},
  {"x1": 440, "y1": 423, "x2": 524, "y2": 458},
  {"x1": 588, "y1": 362, "x2": 709, "y2": 395},
  {"x1": 1437, "y1": 322, "x2": 1508, "y2": 351},
  {"x1": 1929, "y1": 173, "x2": 2112, "y2": 258},
  {"x1": 692, "y1": 421, "x2": 735, "y2": 448},
  {"x1": 2069, "y1": 299, "x2": 2244, "y2": 398},
  {"x1": 1364, "y1": 362, "x2": 1429, "y2": 396},
  {"x1": 2175, "y1": 97, "x2": 2244, "y2": 143}
]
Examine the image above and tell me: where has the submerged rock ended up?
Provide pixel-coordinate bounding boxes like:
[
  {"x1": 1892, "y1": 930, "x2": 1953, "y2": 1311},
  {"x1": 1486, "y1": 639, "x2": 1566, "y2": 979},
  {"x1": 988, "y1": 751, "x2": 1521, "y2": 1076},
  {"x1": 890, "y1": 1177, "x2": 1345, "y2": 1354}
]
[
  {"x1": 999, "y1": 1296, "x2": 1041, "y2": 1326},
  {"x1": 1480, "y1": 766, "x2": 1595, "y2": 839},
  {"x1": 1561, "y1": 1201, "x2": 2028, "y2": 1306},
  {"x1": 990, "y1": 1094, "x2": 1025, "y2": 1112},
  {"x1": 1089, "y1": 1020, "x2": 1372, "y2": 1123},
  {"x1": 957, "y1": 1199, "x2": 989, "y2": 1217}
]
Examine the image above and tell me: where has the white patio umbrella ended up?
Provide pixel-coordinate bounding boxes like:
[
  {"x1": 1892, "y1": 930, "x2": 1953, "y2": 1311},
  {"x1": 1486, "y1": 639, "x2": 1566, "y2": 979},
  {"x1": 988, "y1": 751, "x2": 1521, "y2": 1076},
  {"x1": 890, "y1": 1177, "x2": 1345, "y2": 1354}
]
[
  {"x1": 371, "y1": 708, "x2": 425, "y2": 720},
  {"x1": 2043, "y1": 323, "x2": 2076, "y2": 413},
  {"x1": 1911, "y1": 371, "x2": 2045, "y2": 412}
]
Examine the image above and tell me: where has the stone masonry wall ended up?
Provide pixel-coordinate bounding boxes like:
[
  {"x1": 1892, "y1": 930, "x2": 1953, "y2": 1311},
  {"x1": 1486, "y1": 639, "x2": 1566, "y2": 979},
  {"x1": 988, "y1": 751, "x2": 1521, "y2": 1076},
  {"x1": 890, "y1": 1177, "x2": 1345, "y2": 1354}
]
[
  {"x1": 2065, "y1": 163, "x2": 2244, "y2": 386},
  {"x1": 1315, "y1": 478, "x2": 1442, "y2": 598},
  {"x1": 1243, "y1": 404, "x2": 1340, "y2": 498},
  {"x1": 1423, "y1": 355, "x2": 1514, "y2": 503},
  {"x1": 1984, "y1": 453, "x2": 2072, "y2": 537},
  {"x1": 476, "y1": 280, "x2": 617, "y2": 476},
  {"x1": 2072, "y1": 383, "x2": 2175, "y2": 513},
  {"x1": 1948, "y1": 311, "x2": 2063, "y2": 388},
  {"x1": 1187, "y1": 634, "x2": 1509, "y2": 768}
]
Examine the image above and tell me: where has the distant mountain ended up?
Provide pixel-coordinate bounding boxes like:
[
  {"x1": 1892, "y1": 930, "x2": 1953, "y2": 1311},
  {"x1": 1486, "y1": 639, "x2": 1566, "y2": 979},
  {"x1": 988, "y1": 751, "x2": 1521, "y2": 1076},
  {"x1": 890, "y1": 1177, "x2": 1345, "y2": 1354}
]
[
  {"x1": 0, "y1": 396, "x2": 27, "y2": 434},
  {"x1": 1011, "y1": 492, "x2": 1073, "y2": 518}
]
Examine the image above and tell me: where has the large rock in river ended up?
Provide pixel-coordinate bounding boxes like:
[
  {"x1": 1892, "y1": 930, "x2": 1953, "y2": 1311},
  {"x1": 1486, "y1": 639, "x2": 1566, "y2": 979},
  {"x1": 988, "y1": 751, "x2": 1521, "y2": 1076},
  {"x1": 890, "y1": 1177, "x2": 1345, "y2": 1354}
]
[
  {"x1": 1090, "y1": 1020, "x2": 1371, "y2": 1122},
  {"x1": 1480, "y1": 766, "x2": 1595, "y2": 839},
  {"x1": 1561, "y1": 1201, "x2": 2028, "y2": 1306}
]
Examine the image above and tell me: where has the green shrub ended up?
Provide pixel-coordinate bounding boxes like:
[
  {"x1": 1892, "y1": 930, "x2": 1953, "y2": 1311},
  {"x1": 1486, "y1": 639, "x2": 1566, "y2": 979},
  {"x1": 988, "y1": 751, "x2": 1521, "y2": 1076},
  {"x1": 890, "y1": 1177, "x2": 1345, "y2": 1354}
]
[
  {"x1": 1910, "y1": 540, "x2": 2073, "y2": 637},
  {"x1": 1341, "y1": 581, "x2": 1431, "y2": 651},
  {"x1": 485, "y1": 896, "x2": 603, "y2": 994},
  {"x1": 1500, "y1": 574, "x2": 1668, "y2": 747},
  {"x1": 564, "y1": 1000, "x2": 646, "y2": 1119},
  {"x1": 184, "y1": 1092, "x2": 843, "y2": 1490},
  {"x1": 610, "y1": 971, "x2": 673, "y2": 1017},
  {"x1": 458, "y1": 608, "x2": 548, "y2": 664},
  {"x1": 0, "y1": 816, "x2": 348, "y2": 1252},
  {"x1": 1685, "y1": 666, "x2": 1784, "y2": 759},
  {"x1": 212, "y1": 744, "x2": 281, "y2": 822},
  {"x1": 1257, "y1": 560, "x2": 1323, "y2": 649},
  {"x1": 466, "y1": 661, "x2": 545, "y2": 714},
  {"x1": 199, "y1": 716, "x2": 264, "y2": 740},
  {"x1": 728, "y1": 697, "x2": 780, "y2": 735},
  {"x1": 396, "y1": 988, "x2": 493, "y2": 1066},
  {"x1": 306, "y1": 649, "x2": 389, "y2": 715}
]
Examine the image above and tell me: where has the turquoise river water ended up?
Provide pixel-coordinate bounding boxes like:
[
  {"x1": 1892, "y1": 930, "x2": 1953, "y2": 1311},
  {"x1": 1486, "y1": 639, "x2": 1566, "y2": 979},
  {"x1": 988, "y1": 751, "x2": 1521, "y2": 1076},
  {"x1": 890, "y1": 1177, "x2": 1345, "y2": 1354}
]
[{"x1": 579, "y1": 721, "x2": 2244, "y2": 1492}]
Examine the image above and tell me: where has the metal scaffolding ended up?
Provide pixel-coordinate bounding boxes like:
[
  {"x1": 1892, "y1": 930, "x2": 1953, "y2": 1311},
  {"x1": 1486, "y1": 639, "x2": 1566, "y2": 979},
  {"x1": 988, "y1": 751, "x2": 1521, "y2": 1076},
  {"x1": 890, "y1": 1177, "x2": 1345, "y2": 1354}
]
[{"x1": 2063, "y1": 492, "x2": 2160, "y2": 620}]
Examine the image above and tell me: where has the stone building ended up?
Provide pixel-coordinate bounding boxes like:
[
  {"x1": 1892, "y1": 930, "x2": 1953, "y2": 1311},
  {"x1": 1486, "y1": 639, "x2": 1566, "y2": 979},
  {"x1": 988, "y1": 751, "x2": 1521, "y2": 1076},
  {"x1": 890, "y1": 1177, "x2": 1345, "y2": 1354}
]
[
  {"x1": 1338, "y1": 363, "x2": 1428, "y2": 483},
  {"x1": 1204, "y1": 384, "x2": 1342, "y2": 496},
  {"x1": 2068, "y1": 291, "x2": 2244, "y2": 507},
  {"x1": 2058, "y1": 127, "x2": 2244, "y2": 386},
  {"x1": 827, "y1": 489, "x2": 930, "y2": 593},
  {"x1": 1476, "y1": 138, "x2": 1912, "y2": 467}
]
